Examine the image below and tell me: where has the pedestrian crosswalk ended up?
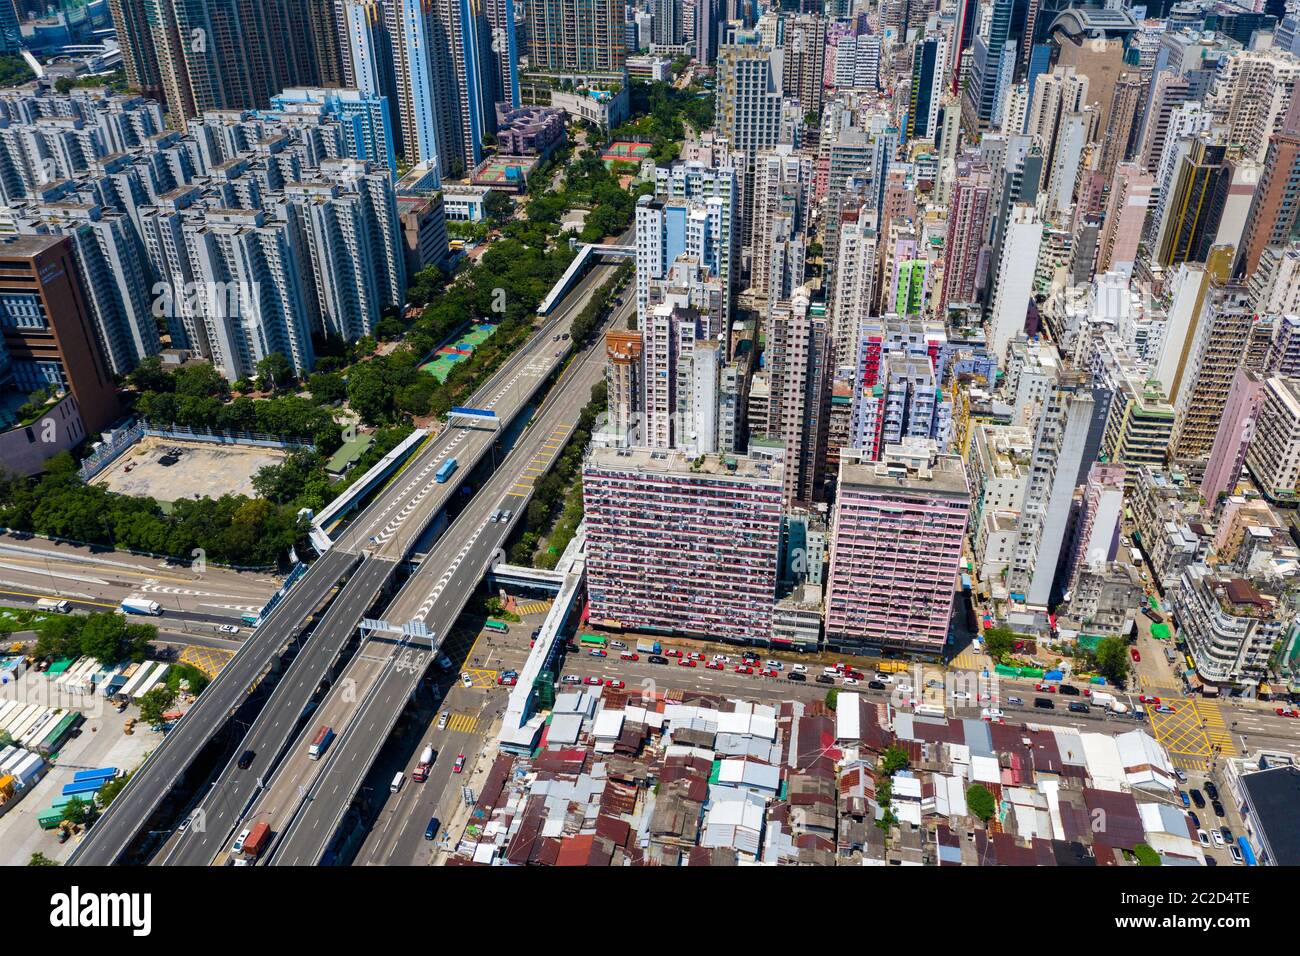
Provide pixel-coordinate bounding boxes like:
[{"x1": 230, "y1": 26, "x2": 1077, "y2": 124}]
[
  {"x1": 445, "y1": 712, "x2": 479, "y2": 733},
  {"x1": 1198, "y1": 699, "x2": 1237, "y2": 757},
  {"x1": 514, "y1": 600, "x2": 552, "y2": 616}
]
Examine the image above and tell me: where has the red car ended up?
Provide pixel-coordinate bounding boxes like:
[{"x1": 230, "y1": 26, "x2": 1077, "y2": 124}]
[
  {"x1": 705, "y1": 661, "x2": 724, "y2": 670},
  {"x1": 497, "y1": 675, "x2": 517, "y2": 686},
  {"x1": 1276, "y1": 707, "x2": 1299, "y2": 718},
  {"x1": 678, "y1": 658, "x2": 697, "y2": 668},
  {"x1": 452, "y1": 754, "x2": 465, "y2": 773},
  {"x1": 762, "y1": 669, "x2": 779, "y2": 678},
  {"x1": 688, "y1": 652, "x2": 704, "y2": 661},
  {"x1": 619, "y1": 652, "x2": 639, "y2": 661},
  {"x1": 1140, "y1": 695, "x2": 1160, "y2": 705},
  {"x1": 1035, "y1": 683, "x2": 1056, "y2": 693},
  {"x1": 846, "y1": 670, "x2": 865, "y2": 681},
  {"x1": 583, "y1": 676, "x2": 602, "y2": 686},
  {"x1": 735, "y1": 665, "x2": 754, "y2": 674},
  {"x1": 665, "y1": 649, "x2": 683, "y2": 658},
  {"x1": 1130, "y1": 648, "x2": 1141, "y2": 663},
  {"x1": 589, "y1": 649, "x2": 607, "y2": 658},
  {"x1": 605, "y1": 679, "x2": 625, "y2": 689}
]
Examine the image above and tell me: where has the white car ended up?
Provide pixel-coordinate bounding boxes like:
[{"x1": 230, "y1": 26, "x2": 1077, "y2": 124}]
[
  {"x1": 712, "y1": 654, "x2": 730, "y2": 662},
  {"x1": 437, "y1": 711, "x2": 449, "y2": 729},
  {"x1": 460, "y1": 672, "x2": 474, "y2": 688},
  {"x1": 216, "y1": 624, "x2": 240, "y2": 634},
  {"x1": 951, "y1": 691, "x2": 971, "y2": 701},
  {"x1": 231, "y1": 828, "x2": 250, "y2": 854},
  {"x1": 1212, "y1": 830, "x2": 1225, "y2": 848},
  {"x1": 790, "y1": 664, "x2": 807, "y2": 673},
  {"x1": 842, "y1": 677, "x2": 860, "y2": 686},
  {"x1": 1197, "y1": 829, "x2": 1211, "y2": 847},
  {"x1": 874, "y1": 673, "x2": 894, "y2": 684},
  {"x1": 981, "y1": 708, "x2": 1005, "y2": 722},
  {"x1": 764, "y1": 660, "x2": 783, "y2": 670},
  {"x1": 562, "y1": 674, "x2": 581, "y2": 685}
]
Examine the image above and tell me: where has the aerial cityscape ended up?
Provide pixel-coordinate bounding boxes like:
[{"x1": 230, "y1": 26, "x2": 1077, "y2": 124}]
[{"x1": 0, "y1": 0, "x2": 1292, "y2": 889}]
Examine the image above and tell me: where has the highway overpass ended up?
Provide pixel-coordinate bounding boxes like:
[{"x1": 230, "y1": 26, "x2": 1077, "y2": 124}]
[
  {"x1": 262, "y1": 285, "x2": 626, "y2": 866},
  {"x1": 142, "y1": 250, "x2": 627, "y2": 866}
]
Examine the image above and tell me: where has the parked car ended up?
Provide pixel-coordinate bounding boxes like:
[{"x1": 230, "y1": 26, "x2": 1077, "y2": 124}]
[
  {"x1": 867, "y1": 680, "x2": 887, "y2": 690},
  {"x1": 1196, "y1": 829, "x2": 1210, "y2": 847},
  {"x1": 1068, "y1": 702, "x2": 1090, "y2": 714},
  {"x1": 665, "y1": 649, "x2": 683, "y2": 658},
  {"x1": 1189, "y1": 810, "x2": 1201, "y2": 829},
  {"x1": 1007, "y1": 696, "x2": 1024, "y2": 706},
  {"x1": 425, "y1": 817, "x2": 440, "y2": 841},
  {"x1": 216, "y1": 624, "x2": 240, "y2": 634},
  {"x1": 1035, "y1": 683, "x2": 1056, "y2": 693},
  {"x1": 1179, "y1": 790, "x2": 1190, "y2": 808},
  {"x1": 1191, "y1": 789, "x2": 1206, "y2": 809},
  {"x1": 787, "y1": 671, "x2": 806, "y2": 682},
  {"x1": 608, "y1": 640, "x2": 627, "y2": 649},
  {"x1": 815, "y1": 674, "x2": 834, "y2": 684},
  {"x1": 1212, "y1": 800, "x2": 1226, "y2": 818},
  {"x1": 452, "y1": 754, "x2": 465, "y2": 773},
  {"x1": 588, "y1": 649, "x2": 607, "y2": 658},
  {"x1": 1156, "y1": 704, "x2": 1178, "y2": 714},
  {"x1": 1275, "y1": 707, "x2": 1299, "y2": 718},
  {"x1": 1130, "y1": 648, "x2": 1141, "y2": 662},
  {"x1": 842, "y1": 677, "x2": 860, "y2": 686},
  {"x1": 735, "y1": 665, "x2": 754, "y2": 674},
  {"x1": 583, "y1": 676, "x2": 602, "y2": 686},
  {"x1": 605, "y1": 679, "x2": 625, "y2": 689},
  {"x1": 1139, "y1": 695, "x2": 1161, "y2": 705},
  {"x1": 704, "y1": 661, "x2": 723, "y2": 670},
  {"x1": 1034, "y1": 698, "x2": 1055, "y2": 710},
  {"x1": 648, "y1": 655, "x2": 668, "y2": 665},
  {"x1": 1230, "y1": 844, "x2": 1244, "y2": 865},
  {"x1": 1220, "y1": 827, "x2": 1233, "y2": 844},
  {"x1": 678, "y1": 658, "x2": 697, "y2": 668},
  {"x1": 1058, "y1": 684, "x2": 1081, "y2": 697},
  {"x1": 1205, "y1": 781, "x2": 1220, "y2": 801},
  {"x1": 562, "y1": 675, "x2": 581, "y2": 685}
]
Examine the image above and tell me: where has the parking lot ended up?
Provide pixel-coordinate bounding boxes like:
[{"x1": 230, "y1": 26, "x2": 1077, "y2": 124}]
[{"x1": 92, "y1": 436, "x2": 287, "y2": 503}]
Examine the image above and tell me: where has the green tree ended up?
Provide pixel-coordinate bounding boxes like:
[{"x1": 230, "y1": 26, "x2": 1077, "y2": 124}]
[
  {"x1": 824, "y1": 688, "x2": 839, "y2": 711},
  {"x1": 982, "y1": 626, "x2": 1017, "y2": 661},
  {"x1": 966, "y1": 784, "x2": 996, "y2": 822},
  {"x1": 97, "y1": 771, "x2": 132, "y2": 807},
  {"x1": 307, "y1": 372, "x2": 347, "y2": 405},
  {"x1": 484, "y1": 190, "x2": 514, "y2": 226},
  {"x1": 138, "y1": 685, "x2": 178, "y2": 725},
  {"x1": 1094, "y1": 636, "x2": 1131, "y2": 685},
  {"x1": 27, "y1": 852, "x2": 58, "y2": 866},
  {"x1": 1133, "y1": 843, "x2": 1161, "y2": 866},
  {"x1": 62, "y1": 796, "x2": 92, "y2": 826},
  {"x1": 256, "y1": 352, "x2": 295, "y2": 392},
  {"x1": 880, "y1": 744, "x2": 911, "y2": 775}
]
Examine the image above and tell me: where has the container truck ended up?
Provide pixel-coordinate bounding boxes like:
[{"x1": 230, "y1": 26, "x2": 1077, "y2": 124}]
[
  {"x1": 307, "y1": 725, "x2": 334, "y2": 760},
  {"x1": 35, "y1": 598, "x2": 70, "y2": 613},
  {"x1": 120, "y1": 597, "x2": 162, "y2": 616},
  {"x1": 636, "y1": 640, "x2": 661, "y2": 655},
  {"x1": 240, "y1": 821, "x2": 271, "y2": 860},
  {"x1": 412, "y1": 744, "x2": 434, "y2": 782}
]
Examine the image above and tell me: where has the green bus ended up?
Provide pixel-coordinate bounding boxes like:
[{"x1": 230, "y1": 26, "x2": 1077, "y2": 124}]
[
  {"x1": 485, "y1": 619, "x2": 509, "y2": 633},
  {"x1": 579, "y1": 634, "x2": 607, "y2": 647}
]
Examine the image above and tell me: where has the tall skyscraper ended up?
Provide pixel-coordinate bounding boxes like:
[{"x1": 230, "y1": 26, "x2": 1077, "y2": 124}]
[
  {"x1": 824, "y1": 441, "x2": 970, "y2": 654},
  {"x1": 525, "y1": 0, "x2": 625, "y2": 74},
  {"x1": 716, "y1": 43, "x2": 787, "y2": 243},
  {"x1": 1235, "y1": 94, "x2": 1300, "y2": 280},
  {"x1": 936, "y1": 158, "x2": 992, "y2": 318}
]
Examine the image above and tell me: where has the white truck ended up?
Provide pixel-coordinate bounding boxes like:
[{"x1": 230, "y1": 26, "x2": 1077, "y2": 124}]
[
  {"x1": 35, "y1": 598, "x2": 70, "y2": 613},
  {"x1": 120, "y1": 597, "x2": 162, "y2": 616},
  {"x1": 1090, "y1": 690, "x2": 1128, "y2": 714}
]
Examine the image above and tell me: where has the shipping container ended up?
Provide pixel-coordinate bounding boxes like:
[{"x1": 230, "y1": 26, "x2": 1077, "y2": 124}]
[
  {"x1": 20, "y1": 711, "x2": 57, "y2": 748},
  {"x1": 241, "y1": 821, "x2": 271, "y2": 859},
  {"x1": 11, "y1": 751, "x2": 43, "y2": 788},
  {"x1": 36, "y1": 712, "x2": 82, "y2": 754},
  {"x1": 37, "y1": 808, "x2": 64, "y2": 829},
  {"x1": 60, "y1": 779, "x2": 103, "y2": 797},
  {"x1": 132, "y1": 664, "x2": 170, "y2": 699},
  {"x1": 118, "y1": 660, "x2": 159, "y2": 699}
]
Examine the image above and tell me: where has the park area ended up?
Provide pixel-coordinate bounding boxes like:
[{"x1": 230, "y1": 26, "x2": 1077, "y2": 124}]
[
  {"x1": 91, "y1": 436, "x2": 287, "y2": 505},
  {"x1": 420, "y1": 324, "x2": 500, "y2": 383}
]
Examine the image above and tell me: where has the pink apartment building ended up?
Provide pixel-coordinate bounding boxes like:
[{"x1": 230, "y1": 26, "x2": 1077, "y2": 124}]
[
  {"x1": 583, "y1": 447, "x2": 784, "y2": 644},
  {"x1": 824, "y1": 441, "x2": 970, "y2": 654}
]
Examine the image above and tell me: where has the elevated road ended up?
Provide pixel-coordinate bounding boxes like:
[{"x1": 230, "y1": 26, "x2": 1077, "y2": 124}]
[
  {"x1": 73, "y1": 241, "x2": 626, "y2": 866},
  {"x1": 66, "y1": 547, "x2": 359, "y2": 865},
  {"x1": 264, "y1": 290, "x2": 626, "y2": 865}
]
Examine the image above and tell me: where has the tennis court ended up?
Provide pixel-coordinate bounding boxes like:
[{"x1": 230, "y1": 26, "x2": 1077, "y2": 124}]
[{"x1": 420, "y1": 324, "x2": 499, "y2": 382}]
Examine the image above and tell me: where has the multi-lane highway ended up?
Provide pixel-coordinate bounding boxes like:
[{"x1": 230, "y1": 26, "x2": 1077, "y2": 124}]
[
  {"x1": 71, "y1": 243, "x2": 627, "y2": 866},
  {"x1": 155, "y1": 556, "x2": 398, "y2": 865},
  {"x1": 262, "y1": 281, "x2": 629, "y2": 866},
  {"x1": 66, "y1": 546, "x2": 360, "y2": 865},
  {"x1": 0, "y1": 531, "x2": 280, "y2": 628},
  {"x1": 105, "y1": 248, "x2": 628, "y2": 867}
]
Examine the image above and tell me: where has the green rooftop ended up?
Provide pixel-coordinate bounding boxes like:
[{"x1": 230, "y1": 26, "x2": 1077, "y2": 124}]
[{"x1": 326, "y1": 432, "x2": 375, "y2": 476}]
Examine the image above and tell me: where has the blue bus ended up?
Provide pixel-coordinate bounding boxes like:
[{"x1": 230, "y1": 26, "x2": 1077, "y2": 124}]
[{"x1": 435, "y1": 458, "x2": 458, "y2": 483}]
